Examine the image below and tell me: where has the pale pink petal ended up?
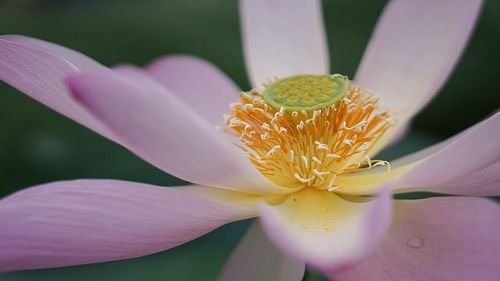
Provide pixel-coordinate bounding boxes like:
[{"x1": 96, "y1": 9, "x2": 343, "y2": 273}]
[
  {"x1": 240, "y1": 0, "x2": 329, "y2": 87},
  {"x1": 332, "y1": 197, "x2": 500, "y2": 281},
  {"x1": 0, "y1": 179, "x2": 254, "y2": 272},
  {"x1": 388, "y1": 121, "x2": 411, "y2": 146},
  {"x1": 0, "y1": 35, "x2": 115, "y2": 140},
  {"x1": 66, "y1": 70, "x2": 290, "y2": 195},
  {"x1": 1, "y1": 35, "x2": 102, "y2": 70},
  {"x1": 389, "y1": 111, "x2": 500, "y2": 196},
  {"x1": 112, "y1": 64, "x2": 167, "y2": 94},
  {"x1": 218, "y1": 222, "x2": 305, "y2": 281},
  {"x1": 259, "y1": 188, "x2": 392, "y2": 272},
  {"x1": 336, "y1": 112, "x2": 500, "y2": 196},
  {"x1": 112, "y1": 64, "x2": 144, "y2": 76},
  {"x1": 147, "y1": 55, "x2": 239, "y2": 126},
  {"x1": 356, "y1": 0, "x2": 483, "y2": 119}
]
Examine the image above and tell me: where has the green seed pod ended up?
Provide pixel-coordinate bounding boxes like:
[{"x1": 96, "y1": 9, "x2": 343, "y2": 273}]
[{"x1": 262, "y1": 74, "x2": 350, "y2": 112}]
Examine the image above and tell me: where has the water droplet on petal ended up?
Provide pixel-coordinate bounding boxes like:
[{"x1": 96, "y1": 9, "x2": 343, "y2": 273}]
[{"x1": 406, "y1": 236, "x2": 424, "y2": 249}]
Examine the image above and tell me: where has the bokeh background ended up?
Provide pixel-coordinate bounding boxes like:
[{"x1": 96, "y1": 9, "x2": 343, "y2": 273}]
[{"x1": 0, "y1": 0, "x2": 499, "y2": 280}]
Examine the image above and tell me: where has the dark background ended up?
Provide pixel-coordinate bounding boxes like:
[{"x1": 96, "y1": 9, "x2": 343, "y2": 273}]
[{"x1": 0, "y1": 0, "x2": 499, "y2": 280}]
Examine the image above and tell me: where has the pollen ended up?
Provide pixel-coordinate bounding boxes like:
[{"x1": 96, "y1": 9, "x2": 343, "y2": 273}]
[{"x1": 224, "y1": 74, "x2": 393, "y2": 191}]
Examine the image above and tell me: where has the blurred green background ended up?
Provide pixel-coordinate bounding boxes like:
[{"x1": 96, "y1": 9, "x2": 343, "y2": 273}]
[{"x1": 0, "y1": 0, "x2": 498, "y2": 280}]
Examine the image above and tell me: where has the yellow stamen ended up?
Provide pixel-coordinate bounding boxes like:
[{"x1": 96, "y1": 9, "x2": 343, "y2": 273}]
[{"x1": 225, "y1": 74, "x2": 393, "y2": 191}]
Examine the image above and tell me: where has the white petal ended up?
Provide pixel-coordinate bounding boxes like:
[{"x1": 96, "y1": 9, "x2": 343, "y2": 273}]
[
  {"x1": 356, "y1": 0, "x2": 483, "y2": 119},
  {"x1": 240, "y1": 0, "x2": 329, "y2": 87},
  {"x1": 259, "y1": 188, "x2": 392, "y2": 271}
]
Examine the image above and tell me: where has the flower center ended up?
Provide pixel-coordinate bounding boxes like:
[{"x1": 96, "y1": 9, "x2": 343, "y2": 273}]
[
  {"x1": 262, "y1": 74, "x2": 350, "y2": 112},
  {"x1": 224, "y1": 74, "x2": 393, "y2": 191}
]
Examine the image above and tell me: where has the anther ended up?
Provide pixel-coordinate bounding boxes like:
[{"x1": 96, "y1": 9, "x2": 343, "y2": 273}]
[
  {"x1": 326, "y1": 153, "x2": 341, "y2": 159},
  {"x1": 315, "y1": 141, "x2": 329, "y2": 150},
  {"x1": 373, "y1": 160, "x2": 391, "y2": 171},
  {"x1": 241, "y1": 92, "x2": 253, "y2": 99},
  {"x1": 358, "y1": 142, "x2": 371, "y2": 151},
  {"x1": 364, "y1": 155, "x2": 372, "y2": 168},
  {"x1": 342, "y1": 97, "x2": 352, "y2": 104},
  {"x1": 301, "y1": 155, "x2": 309, "y2": 168},
  {"x1": 312, "y1": 157, "x2": 322, "y2": 164},
  {"x1": 261, "y1": 123, "x2": 271, "y2": 131},
  {"x1": 343, "y1": 139, "x2": 354, "y2": 146},
  {"x1": 294, "y1": 173, "x2": 315, "y2": 184},
  {"x1": 327, "y1": 183, "x2": 343, "y2": 192},
  {"x1": 241, "y1": 104, "x2": 253, "y2": 110},
  {"x1": 313, "y1": 169, "x2": 330, "y2": 180},
  {"x1": 327, "y1": 175, "x2": 339, "y2": 191},
  {"x1": 297, "y1": 121, "x2": 305, "y2": 130},
  {"x1": 266, "y1": 145, "x2": 281, "y2": 158},
  {"x1": 342, "y1": 120, "x2": 368, "y2": 132}
]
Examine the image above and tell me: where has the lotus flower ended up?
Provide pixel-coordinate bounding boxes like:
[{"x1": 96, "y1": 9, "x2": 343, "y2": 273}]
[{"x1": 1, "y1": 0, "x2": 499, "y2": 280}]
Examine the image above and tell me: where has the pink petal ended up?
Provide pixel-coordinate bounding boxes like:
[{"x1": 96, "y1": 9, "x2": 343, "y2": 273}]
[
  {"x1": 0, "y1": 179, "x2": 254, "y2": 272},
  {"x1": 389, "y1": 111, "x2": 500, "y2": 196},
  {"x1": 356, "y1": 0, "x2": 483, "y2": 119},
  {"x1": 258, "y1": 188, "x2": 392, "y2": 272},
  {"x1": 147, "y1": 55, "x2": 240, "y2": 126},
  {"x1": 336, "y1": 112, "x2": 500, "y2": 196},
  {"x1": 112, "y1": 64, "x2": 167, "y2": 93},
  {"x1": 332, "y1": 197, "x2": 500, "y2": 281},
  {"x1": 66, "y1": 70, "x2": 290, "y2": 195},
  {"x1": 240, "y1": 0, "x2": 329, "y2": 87},
  {"x1": 388, "y1": 121, "x2": 411, "y2": 146},
  {"x1": 218, "y1": 222, "x2": 305, "y2": 281},
  {"x1": 0, "y1": 35, "x2": 115, "y2": 140}
]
